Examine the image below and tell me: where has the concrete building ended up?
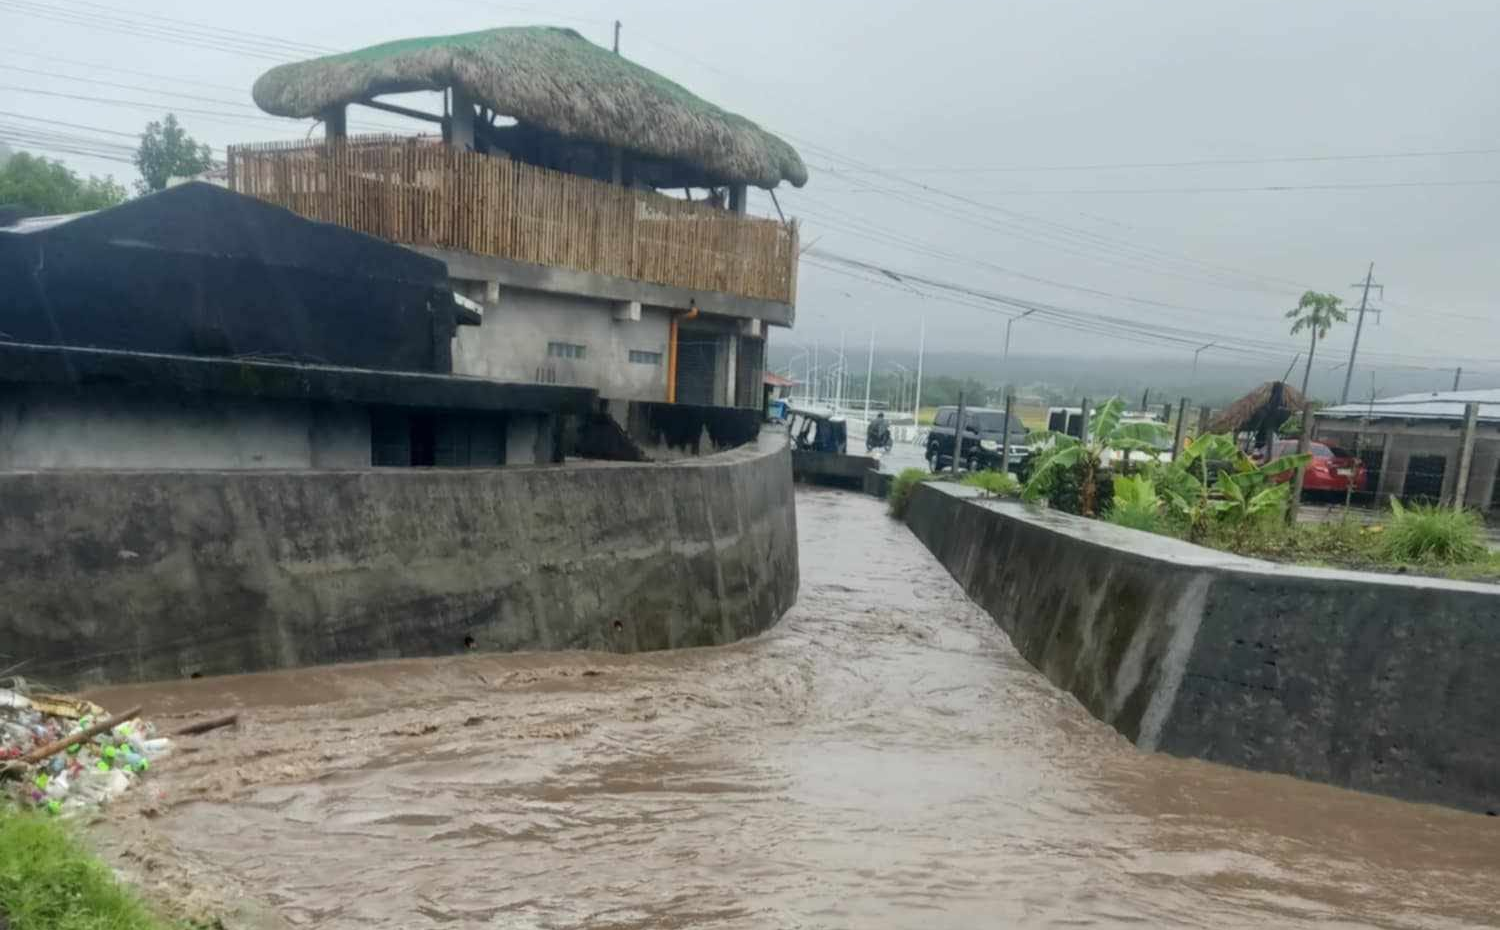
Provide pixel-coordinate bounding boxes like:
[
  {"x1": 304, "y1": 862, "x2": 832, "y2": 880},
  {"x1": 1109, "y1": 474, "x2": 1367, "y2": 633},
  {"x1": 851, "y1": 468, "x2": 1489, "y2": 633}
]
[
  {"x1": 1317, "y1": 389, "x2": 1500, "y2": 511},
  {"x1": 0, "y1": 183, "x2": 593, "y2": 470},
  {"x1": 236, "y1": 25, "x2": 806, "y2": 412}
]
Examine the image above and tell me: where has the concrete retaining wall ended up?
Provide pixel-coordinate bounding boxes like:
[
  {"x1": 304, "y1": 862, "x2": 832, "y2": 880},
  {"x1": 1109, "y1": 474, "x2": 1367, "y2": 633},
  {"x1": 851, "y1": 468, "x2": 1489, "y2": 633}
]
[
  {"x1": 905, "y1": 482, "x2": 1500, "y2": 814},
  {"x1": 1, "y1": 436, "x2": 798, "y2": 688}
]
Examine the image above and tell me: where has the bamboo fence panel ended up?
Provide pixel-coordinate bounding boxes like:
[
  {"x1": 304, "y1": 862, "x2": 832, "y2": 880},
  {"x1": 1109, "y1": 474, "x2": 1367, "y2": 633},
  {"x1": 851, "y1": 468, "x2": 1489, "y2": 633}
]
[{"x1": 227, "y1": 136, "x2": 797, "y2": 304}]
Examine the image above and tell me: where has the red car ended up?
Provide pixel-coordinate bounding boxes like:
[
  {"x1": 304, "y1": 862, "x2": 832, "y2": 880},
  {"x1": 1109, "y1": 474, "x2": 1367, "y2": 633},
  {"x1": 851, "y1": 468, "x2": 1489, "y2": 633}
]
[{"x1": 1261, "y1": 440, "x2": 1368, "y2": 494}]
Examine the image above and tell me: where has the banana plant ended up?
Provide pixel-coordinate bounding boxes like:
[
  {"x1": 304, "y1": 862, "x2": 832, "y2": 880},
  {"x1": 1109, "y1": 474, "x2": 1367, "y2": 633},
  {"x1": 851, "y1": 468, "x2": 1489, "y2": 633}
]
[
  {"x1": 1023, "y1": 397, "x2": 1170, "y2": 516},
  {"x1": 1154, "y1": 432, "x2": 1309, "y2": 539}
]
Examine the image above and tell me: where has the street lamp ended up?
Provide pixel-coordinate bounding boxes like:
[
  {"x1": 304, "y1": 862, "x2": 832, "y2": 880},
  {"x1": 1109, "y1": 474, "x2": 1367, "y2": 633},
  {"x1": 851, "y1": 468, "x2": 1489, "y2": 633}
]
[
  {"x1": 1003, "y1": 309, "x2": 1038, "y2": 364},
  {"x1": 1192, "y1": 342, "x2": 1216, "y2": 379}
]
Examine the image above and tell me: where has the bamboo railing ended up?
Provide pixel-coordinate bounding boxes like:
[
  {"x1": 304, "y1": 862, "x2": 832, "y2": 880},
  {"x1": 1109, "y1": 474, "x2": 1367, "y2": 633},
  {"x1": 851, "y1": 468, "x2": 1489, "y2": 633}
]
[{"x1": 228, "y1": 137, "x2": 799, "y2": 305}]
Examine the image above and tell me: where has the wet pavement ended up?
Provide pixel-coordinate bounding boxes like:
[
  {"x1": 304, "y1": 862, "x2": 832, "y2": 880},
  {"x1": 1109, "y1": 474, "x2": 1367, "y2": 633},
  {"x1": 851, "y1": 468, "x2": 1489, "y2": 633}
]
[{"x1": 90, "y1": 488, "x2": 1500, "y2": 929}]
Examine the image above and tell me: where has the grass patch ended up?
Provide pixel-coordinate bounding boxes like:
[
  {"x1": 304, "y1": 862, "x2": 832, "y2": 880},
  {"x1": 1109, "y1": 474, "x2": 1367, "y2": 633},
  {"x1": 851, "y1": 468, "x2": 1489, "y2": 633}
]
[
  {"x1": 888, "y1": 467, "x2": 931, "y2": 519},
  {"x1": 0, "y1": 807, "x2": 175, "y2": 930},
  {"x1": 959, "y1": 470, "x2": 1018, "y2": 498},
  {"x1": 1384, "y1": 500, "x2": 1488, "y2": 564}
]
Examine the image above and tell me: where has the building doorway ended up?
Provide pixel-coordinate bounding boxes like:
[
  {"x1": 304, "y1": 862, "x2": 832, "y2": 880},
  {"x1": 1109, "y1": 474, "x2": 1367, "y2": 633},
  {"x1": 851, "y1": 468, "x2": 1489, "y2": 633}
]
[{"x1": 676, "y1": 336, "x2": 718, "y2": 406}]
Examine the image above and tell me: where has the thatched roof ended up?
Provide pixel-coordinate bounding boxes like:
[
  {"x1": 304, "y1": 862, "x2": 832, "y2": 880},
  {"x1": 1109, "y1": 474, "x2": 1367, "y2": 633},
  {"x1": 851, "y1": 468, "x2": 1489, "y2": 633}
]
[
  {"x1": 1206, "y1": 381, "x2": 1308, "y2": 435},
  {"x1": 252, "y1": 26, "x2": 808, "y2": 190}
]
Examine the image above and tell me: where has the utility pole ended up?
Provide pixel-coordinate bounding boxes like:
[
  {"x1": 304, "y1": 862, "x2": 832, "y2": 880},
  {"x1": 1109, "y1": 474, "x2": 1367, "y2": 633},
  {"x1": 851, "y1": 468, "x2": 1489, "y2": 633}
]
[
  {"x1": 613, "y1": 20, "x2": 621, "y2": 53},
  {"x1": 1003, "y1": 309, "x2": 1037, "y2": 392},
  {"x1": 1339, "y1": 262, "x2": 1384, "y2": 405},
  {"x1": 913, "y1": 320, "x2": 926, "y2": 422},
  {"x1": 1000, "y1": 392, "x2": 1016, "y2": 475},
  {"x1": 1454, "y1": 402, "x2": 1480, "y2": 510},
  {"x1": 1453, "y1": 366, "x2": 1463, "y2": 392}
]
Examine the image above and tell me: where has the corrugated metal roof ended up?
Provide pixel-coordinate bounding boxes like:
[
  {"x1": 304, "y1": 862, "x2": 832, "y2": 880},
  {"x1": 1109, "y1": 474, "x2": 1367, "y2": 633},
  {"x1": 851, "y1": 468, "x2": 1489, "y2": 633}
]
[{"x1": 1319, "y1": 388, "x2": 1500, "y2": 423}]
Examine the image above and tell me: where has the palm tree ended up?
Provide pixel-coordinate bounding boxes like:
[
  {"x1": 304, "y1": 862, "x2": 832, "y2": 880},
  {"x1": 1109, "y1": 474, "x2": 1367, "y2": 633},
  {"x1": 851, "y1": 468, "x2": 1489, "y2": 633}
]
[{"x1": 1286, "y1": 291, "x2": 1347, "y2": 398}]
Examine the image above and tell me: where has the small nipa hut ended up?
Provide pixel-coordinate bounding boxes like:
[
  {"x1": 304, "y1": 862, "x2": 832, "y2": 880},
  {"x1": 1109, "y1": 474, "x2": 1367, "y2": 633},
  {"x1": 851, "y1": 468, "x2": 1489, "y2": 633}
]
[
  {"x1": 251, "y1": 26, "x2": 807, "y2": 194},
  {"x1": 1206, "y1": 381, "x2": 1309, "y2": 449}
]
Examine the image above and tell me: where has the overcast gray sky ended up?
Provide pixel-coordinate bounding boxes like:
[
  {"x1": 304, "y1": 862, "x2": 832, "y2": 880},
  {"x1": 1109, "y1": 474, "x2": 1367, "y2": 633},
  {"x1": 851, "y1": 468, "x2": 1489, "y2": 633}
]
[{"x1": 5, "y1": 0, "x2": 1500, "y2": 386}]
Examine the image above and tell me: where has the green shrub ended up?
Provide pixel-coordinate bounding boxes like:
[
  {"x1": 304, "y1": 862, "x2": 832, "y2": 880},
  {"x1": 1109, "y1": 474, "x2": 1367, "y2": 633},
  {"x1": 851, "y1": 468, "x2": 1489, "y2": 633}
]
[
  {"x1": 960, "y1": 469, "x2": 1019, "y2": 498},
  {"x1": 1108, "y1": 474, "x2": 1164, "y2": 532},
  {"x1": 1383, "y1": 499, "x2": 1488, "y2": 564},
  {"x1": 888, "y1": 467, "x2": 931, "y2": 519},
  {"x1": 0, "y1": 808, "x2": 174, "y2": 929}
]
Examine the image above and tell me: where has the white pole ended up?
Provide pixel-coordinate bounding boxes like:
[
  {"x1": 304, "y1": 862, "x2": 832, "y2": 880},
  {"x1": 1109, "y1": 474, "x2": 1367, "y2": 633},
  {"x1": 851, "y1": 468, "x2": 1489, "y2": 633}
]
[
  {"x1": 812, "y1": 340, "x2": 819, "y2": 405},
  {"x1": 836, "y1": 329, "x2": 846, "y2": 412},
  {"x1": 863, "y1": 325, "x2": 876, "y2": 422},
  {"x1": 913, "y1": 319, "x2": 926, "y2": 422}
]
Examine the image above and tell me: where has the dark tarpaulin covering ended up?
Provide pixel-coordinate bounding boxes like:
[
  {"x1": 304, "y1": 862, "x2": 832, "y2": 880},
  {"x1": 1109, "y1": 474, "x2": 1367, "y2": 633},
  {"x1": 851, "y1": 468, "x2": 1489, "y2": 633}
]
[{"x1": 0, "y1": 183, "x2": 460, "y2": 373}]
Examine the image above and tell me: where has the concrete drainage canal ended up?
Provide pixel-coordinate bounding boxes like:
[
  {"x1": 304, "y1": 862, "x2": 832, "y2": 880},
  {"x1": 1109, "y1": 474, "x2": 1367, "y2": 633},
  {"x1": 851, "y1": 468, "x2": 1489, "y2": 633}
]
[{"x1": 64, "y1": 487, "x2": 1500, "y2": 929}]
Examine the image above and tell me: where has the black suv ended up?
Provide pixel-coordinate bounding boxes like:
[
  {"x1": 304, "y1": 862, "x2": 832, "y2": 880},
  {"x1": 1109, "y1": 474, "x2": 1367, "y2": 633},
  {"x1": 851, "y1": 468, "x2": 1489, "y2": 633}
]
[{"x1": 926, "y1": 407, "x2": 1030, "y2": 472}]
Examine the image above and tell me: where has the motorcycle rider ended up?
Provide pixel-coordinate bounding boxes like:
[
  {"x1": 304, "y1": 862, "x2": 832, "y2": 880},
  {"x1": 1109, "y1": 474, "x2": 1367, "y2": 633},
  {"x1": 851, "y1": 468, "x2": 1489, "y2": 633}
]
[{"x1": 866, "y1": 412, "x2": 892, "y2": 451}]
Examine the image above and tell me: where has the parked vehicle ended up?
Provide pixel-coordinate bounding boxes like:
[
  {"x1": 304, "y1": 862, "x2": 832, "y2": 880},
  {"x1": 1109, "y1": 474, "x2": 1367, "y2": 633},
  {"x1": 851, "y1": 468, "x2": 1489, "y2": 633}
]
[
  {"x1": 787, "y1": 406, "x2": 848, "y2": 455},
  {"x1": 1260, "y1": 440, "x2": 1368, "y2": 495},
  {"x1": 926, "y1": 406, "x2": 1030, "y2": 472}
]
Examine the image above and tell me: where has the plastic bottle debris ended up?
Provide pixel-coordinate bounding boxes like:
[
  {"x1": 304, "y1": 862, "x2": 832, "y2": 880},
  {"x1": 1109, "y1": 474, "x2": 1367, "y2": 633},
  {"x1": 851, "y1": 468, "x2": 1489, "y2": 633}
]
[{"x1": 1, "y1": 680, "x2": 172, "y2": 815}]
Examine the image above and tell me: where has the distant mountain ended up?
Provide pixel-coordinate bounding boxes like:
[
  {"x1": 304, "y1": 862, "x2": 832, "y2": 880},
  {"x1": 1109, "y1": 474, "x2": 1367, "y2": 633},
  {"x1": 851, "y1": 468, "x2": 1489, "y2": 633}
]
[{"x1": 766, "y1": 345, "x2": 1476, "y2": 409}]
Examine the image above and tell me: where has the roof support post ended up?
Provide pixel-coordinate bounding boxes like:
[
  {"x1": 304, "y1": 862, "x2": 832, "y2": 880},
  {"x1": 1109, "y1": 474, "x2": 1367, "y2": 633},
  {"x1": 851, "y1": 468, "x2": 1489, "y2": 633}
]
[
  {"x1": 729, "y1": 184, "x2": 748, "y2": 214},
  {"x1": 321, "y1": 105, "x2": 346, "y2": 140},
  {"x1": 449, "y1": 86, "x2": 476, "y2": 151}
]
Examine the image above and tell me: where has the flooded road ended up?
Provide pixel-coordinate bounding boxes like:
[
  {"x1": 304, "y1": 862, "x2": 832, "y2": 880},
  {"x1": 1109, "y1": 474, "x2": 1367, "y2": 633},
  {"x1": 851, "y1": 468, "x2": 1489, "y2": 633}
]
[{"x1": 93, "y1": 489, "x2": 1499, "y2": 929}]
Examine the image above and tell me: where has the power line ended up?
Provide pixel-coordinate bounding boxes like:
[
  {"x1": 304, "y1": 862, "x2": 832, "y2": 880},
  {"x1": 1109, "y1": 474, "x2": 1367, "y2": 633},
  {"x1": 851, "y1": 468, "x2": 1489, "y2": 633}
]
[
  {"x1": 819, "y1": 178, "x2": 1500, "y2": 196},
  {"x1": 825, "y1": 147, "x2": 1500, "y2": 174},
  {"x1": 0, "y1": 0, "x2": 328, "y2": 59},
  {"x1": 0, "y1": 49, "x2": 253, "y2": 94},
  {"x1": 0, "y1": 65, "x2": 260, "y2": 110}
]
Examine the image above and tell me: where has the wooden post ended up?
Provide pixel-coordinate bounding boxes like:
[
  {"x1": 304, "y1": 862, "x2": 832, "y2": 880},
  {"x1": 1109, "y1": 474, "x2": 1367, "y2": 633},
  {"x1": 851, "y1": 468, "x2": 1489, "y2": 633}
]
[
  {"x1": 1453, "y1": 402, "x2": 1480, "y2": 510},
  {"x1": 1196, "y1": 404, "x2": 1211, "y2": 437},
  {"x1": 1172, "y1": 397, "x2": 1189, "y2": 458},
  {"x1": 952, "y1": 392, "x2": 968, "y2": 473},
  {"x1": 1288, "y1": 402, "x2": 1314, "y2": 525},
  {"x1": 1000, "y1": 392, "x2": 1016, "y2": 474}
]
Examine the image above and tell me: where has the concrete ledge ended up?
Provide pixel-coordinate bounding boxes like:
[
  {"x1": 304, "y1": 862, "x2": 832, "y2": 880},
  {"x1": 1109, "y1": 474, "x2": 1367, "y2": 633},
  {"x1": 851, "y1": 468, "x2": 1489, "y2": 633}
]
[
  {"x1": 1, "y1": 435, "x2": 798, "y2": 687},
  {"x1": 905, "y1": 481, "x2": 1500, "y2": 814},
  {"x1": 0, "y1": 342, "x2": 597, "y2": 415},
  {"x1": 417, "y1": 246, "x2": 795, "y2": 327}
]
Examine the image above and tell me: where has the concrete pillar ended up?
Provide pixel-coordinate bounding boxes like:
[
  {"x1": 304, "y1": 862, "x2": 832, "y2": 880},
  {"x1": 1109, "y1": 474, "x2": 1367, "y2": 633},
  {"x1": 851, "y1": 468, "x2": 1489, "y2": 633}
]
[
  {"x1": 450, "y1": 86, "x2": 476, "y2": 151},
  {"x1": 1288, "y1": 403, "x2": 1314, "y2": 525},
  {"x1": 724, "y1": 332, "x2": 739, "y2": 407},
  {"x1": 1453, "y1": 402, "x2": 1480, "y2": 509},
  {"x1": 729, "y1": 184, "x2": 748, "y2": 214},
  {"x1": 322, "y1": 105, "x2": 347, "y2": 140},
  {"x1": 1376, "y1": 432, "x2": 1394, "y2": 504}
]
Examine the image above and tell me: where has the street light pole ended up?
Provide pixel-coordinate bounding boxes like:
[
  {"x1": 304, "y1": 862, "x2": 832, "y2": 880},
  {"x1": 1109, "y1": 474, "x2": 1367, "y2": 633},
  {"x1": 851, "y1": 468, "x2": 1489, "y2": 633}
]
[
  {"x1": 1192, "y1": 341, "x2": 1216, "y2": 380},
  {"x1": 1003, "y1": 309, "x2": 1038, "y2": 365}
]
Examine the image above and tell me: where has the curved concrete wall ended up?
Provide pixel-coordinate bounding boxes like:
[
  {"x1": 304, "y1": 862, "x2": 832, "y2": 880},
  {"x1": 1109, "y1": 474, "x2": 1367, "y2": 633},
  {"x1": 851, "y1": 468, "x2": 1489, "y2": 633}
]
[
  {"x1": 1, "y1": 436, "x2": 798, "y2": 687},
  {"x1": 905, "y1": 482, "x2": 1500, "y2": 814}
]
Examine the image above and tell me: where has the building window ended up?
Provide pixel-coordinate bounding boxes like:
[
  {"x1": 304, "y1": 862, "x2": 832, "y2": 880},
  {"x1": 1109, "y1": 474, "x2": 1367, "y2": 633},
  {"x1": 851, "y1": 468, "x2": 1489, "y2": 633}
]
[
  {"x1": 629, "y1": 350, "x2": 663, "y2": 365},
  {"x1": 547, "y1": 341, "x2": 587, "y2": 360}
]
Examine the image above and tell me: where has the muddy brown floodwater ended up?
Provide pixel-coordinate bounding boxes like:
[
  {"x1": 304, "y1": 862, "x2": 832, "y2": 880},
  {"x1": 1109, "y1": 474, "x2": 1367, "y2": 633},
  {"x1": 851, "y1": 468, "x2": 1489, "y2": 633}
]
[{"x1": 90, "y1": 488, "x2": 1499, "y2": 929}]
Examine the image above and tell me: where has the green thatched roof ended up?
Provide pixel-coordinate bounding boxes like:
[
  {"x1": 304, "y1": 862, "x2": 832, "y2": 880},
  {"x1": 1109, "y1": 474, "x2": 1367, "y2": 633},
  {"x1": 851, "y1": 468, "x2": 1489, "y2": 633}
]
[{"x1": 252, "y1": 26, "x2": 808, "y2": 189}]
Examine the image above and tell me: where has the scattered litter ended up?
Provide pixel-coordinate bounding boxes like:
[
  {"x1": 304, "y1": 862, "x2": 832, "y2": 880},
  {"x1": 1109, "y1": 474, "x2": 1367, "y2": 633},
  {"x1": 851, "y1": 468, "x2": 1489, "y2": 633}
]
[{"x1": 1, "y1": 680, "x2": 172, "y2": 816}]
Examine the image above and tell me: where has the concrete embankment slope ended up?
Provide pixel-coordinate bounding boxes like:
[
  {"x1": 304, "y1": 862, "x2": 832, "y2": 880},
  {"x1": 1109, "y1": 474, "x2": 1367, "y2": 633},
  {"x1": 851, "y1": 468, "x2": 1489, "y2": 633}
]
[
  {"x1": 905, "y1": 482, "x2": 1500, "y2": 814},
  {"x1": 1, "y1": 435, "x2": 798, "y2": 687}
]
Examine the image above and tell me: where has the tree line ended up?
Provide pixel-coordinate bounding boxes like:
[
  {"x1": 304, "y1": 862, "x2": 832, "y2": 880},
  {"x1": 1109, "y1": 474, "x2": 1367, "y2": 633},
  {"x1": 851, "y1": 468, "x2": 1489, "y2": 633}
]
[{"x1": 0, "y1": 114, "x2": 215, "y2": 216}]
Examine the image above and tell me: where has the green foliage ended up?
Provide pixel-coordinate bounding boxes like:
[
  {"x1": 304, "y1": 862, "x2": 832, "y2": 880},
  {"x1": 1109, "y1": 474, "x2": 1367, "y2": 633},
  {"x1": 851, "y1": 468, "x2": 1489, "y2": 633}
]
[
  {"x1": 133, "y1": 114, "x2": 217, "y2": 194},
  {"x1": 888, "y1": 467, "x2": 931, "y2": 519},
  {"x1": 1285, "y1": 291, "x2": 1349, "y2": 340},
  {"x1": 960, "y1": 469, "x2": 1019, "y2": 498},
  {"x1": 1023, "y1": 396, "x2": 1168, "y2": 516},
  {"x1": 0, "y1": 151, "x2": 127, "y2": 214},
  {"x1": 1383, "y1": 499, "x2": 1487, "y2": 564},
  {"x1": 0, "y1": 808, "x2": 176, "y2": 929},
  {"x1": 1153, "y1": 432, "x2": 1309, "y2": 539},
  {"x1": 1108, "y1": 475, "x2": 1165, "y2": 532}
]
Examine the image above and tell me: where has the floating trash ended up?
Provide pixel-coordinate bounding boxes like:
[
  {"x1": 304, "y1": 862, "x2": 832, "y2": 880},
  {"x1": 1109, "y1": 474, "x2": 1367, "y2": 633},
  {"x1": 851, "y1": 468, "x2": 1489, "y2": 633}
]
[{"x1": 1, "y1": 681, "x2": 172, "y2": 815}]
